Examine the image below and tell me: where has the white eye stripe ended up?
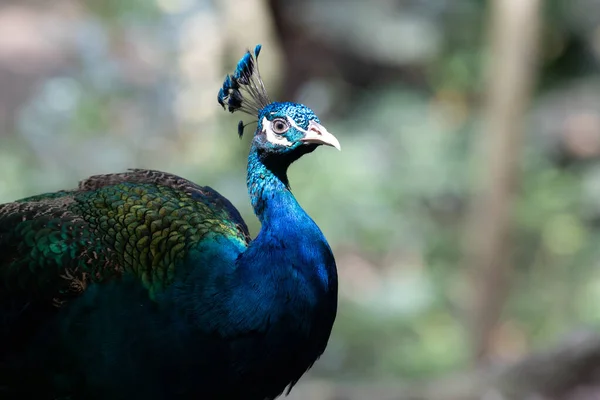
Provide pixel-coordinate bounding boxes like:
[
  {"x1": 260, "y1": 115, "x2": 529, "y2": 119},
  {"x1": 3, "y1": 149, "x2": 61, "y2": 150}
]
[
  {"x1": 262, "y1": 117, "x2": 293, "y2": 147},
  {"x1": 286, "y1": 116, "x2": 308, "y2": 134}
]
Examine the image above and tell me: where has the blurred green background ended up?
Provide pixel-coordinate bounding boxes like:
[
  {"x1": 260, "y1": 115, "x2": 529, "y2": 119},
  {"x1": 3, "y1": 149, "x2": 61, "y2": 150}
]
[{"x1": 1, "y1": 0, "x2": 600, "y2": 398}]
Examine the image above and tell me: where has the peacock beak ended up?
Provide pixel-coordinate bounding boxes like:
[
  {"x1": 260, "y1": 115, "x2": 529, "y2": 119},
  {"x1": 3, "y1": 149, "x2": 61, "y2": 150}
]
[{"x1": 300, "y1": 121, "x2": 341, "y2": 151}]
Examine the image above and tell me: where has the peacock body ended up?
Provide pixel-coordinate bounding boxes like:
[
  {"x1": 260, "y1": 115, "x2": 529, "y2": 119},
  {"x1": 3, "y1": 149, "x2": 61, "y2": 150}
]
[{"x1": 0, "y1": 45, "x2": 339, "y2": 400}]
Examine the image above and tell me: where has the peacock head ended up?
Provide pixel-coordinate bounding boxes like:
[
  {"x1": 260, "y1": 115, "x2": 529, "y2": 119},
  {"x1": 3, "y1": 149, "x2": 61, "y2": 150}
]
[{"x1": 217, "y1": 45, "x2": 340, "y2": 164}]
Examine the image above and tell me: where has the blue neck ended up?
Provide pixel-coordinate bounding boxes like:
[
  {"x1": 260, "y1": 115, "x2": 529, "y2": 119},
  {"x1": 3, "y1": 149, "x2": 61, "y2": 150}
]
[
  {"x1": 240, "y1": 145, "x2": 336, "y2": 290},
  {"x1": 174, "y1": 144, "x2": 337, "y2": 346},
  {"x1": 246, "y1": 148, "x2": 294, "y2": 224}
]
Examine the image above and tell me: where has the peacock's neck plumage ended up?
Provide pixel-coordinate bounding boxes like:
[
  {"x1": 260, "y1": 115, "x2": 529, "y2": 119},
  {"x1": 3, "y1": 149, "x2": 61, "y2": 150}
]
[
  {"x1": 246, "y1": 144, "x2": 297, "y2": 221},
  {"x1": 173, "y1": 143, "x2": 338, "y2": 397},
  {"x1": 238, "y1": 143, "x2": 336, "y2": 304}
]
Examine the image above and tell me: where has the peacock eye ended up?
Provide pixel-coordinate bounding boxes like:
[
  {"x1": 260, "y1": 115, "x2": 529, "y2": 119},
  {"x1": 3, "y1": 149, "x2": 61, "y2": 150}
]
[{"x1": 271, "y1": 118, "x2": 289, "y2": 135}]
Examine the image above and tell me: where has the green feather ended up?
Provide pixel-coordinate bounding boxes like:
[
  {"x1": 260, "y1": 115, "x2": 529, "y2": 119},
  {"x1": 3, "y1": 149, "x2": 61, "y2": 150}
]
[{"x1": 0, "y1": 169, "x2": 250, "y2": 305}]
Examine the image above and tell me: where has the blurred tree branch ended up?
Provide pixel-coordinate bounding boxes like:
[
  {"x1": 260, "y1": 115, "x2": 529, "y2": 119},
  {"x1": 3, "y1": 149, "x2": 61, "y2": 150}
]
[{"x1": 463, "y1": 0, "x2": 542, "y2": 363}]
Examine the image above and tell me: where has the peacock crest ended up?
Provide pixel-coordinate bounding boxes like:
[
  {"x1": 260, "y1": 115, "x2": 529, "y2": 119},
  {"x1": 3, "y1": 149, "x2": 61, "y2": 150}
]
[{"x1": 218, "y1": 44, "x2": 270, "y2": 138}]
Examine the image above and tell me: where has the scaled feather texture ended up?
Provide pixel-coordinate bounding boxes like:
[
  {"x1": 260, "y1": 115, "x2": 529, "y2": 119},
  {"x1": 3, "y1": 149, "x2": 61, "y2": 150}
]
[{"x1": 0, "y1": 45, "x2": 339, "y2": 400}]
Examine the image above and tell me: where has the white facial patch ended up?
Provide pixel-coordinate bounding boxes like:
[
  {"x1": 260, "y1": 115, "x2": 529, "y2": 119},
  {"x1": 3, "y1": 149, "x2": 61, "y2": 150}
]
[
  {"x1": 287, "y1": 117, "x2": 312, "y2": 134},
  {"x1": 262, "y1": 116, "x2": 295, "y2": 147}
]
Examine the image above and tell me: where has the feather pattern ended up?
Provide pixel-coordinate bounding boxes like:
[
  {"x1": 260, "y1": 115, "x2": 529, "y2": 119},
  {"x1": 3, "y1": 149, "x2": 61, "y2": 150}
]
[{"x1": 0, "y1": 169, "x2": 249, "y2": 304}]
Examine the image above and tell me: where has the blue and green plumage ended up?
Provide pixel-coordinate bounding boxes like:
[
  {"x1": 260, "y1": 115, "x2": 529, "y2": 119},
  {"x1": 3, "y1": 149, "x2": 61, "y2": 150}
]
[{"x1": 0, "y1": 45, "x2": 339, "y2": 399}]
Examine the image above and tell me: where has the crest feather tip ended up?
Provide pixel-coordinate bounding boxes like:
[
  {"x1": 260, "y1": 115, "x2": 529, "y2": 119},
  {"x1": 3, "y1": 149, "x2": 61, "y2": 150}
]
[
  {"x1": 216, "y1": 44, "x2": 271, "y2": 121},
  {"x1": 237, "y1": 120, "x2": 245, "y2": 138}
]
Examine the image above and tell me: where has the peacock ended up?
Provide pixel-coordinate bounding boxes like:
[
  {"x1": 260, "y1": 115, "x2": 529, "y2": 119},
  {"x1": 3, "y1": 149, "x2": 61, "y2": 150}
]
[{"x1": 0, "y1": 45, "x2": 340, "y2": 400}]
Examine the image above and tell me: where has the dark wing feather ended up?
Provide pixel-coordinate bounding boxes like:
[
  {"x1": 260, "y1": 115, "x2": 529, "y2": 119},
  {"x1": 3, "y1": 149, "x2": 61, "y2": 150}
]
[
  {"x1": 0, "y1": 194, "x2": 121, "y2": 304},
  {"x1": 0, "y1": 192, "x2": 123, "y2": 383},
  {"x1": 79, "y1": 168, "x2": 250, "y2": 242},
  {"x1": 0, "y1": 169, "x2": 251, "y2": 385},
  {"x1": 0, "y1": 169, "x2": 250, "y2": 306}
]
